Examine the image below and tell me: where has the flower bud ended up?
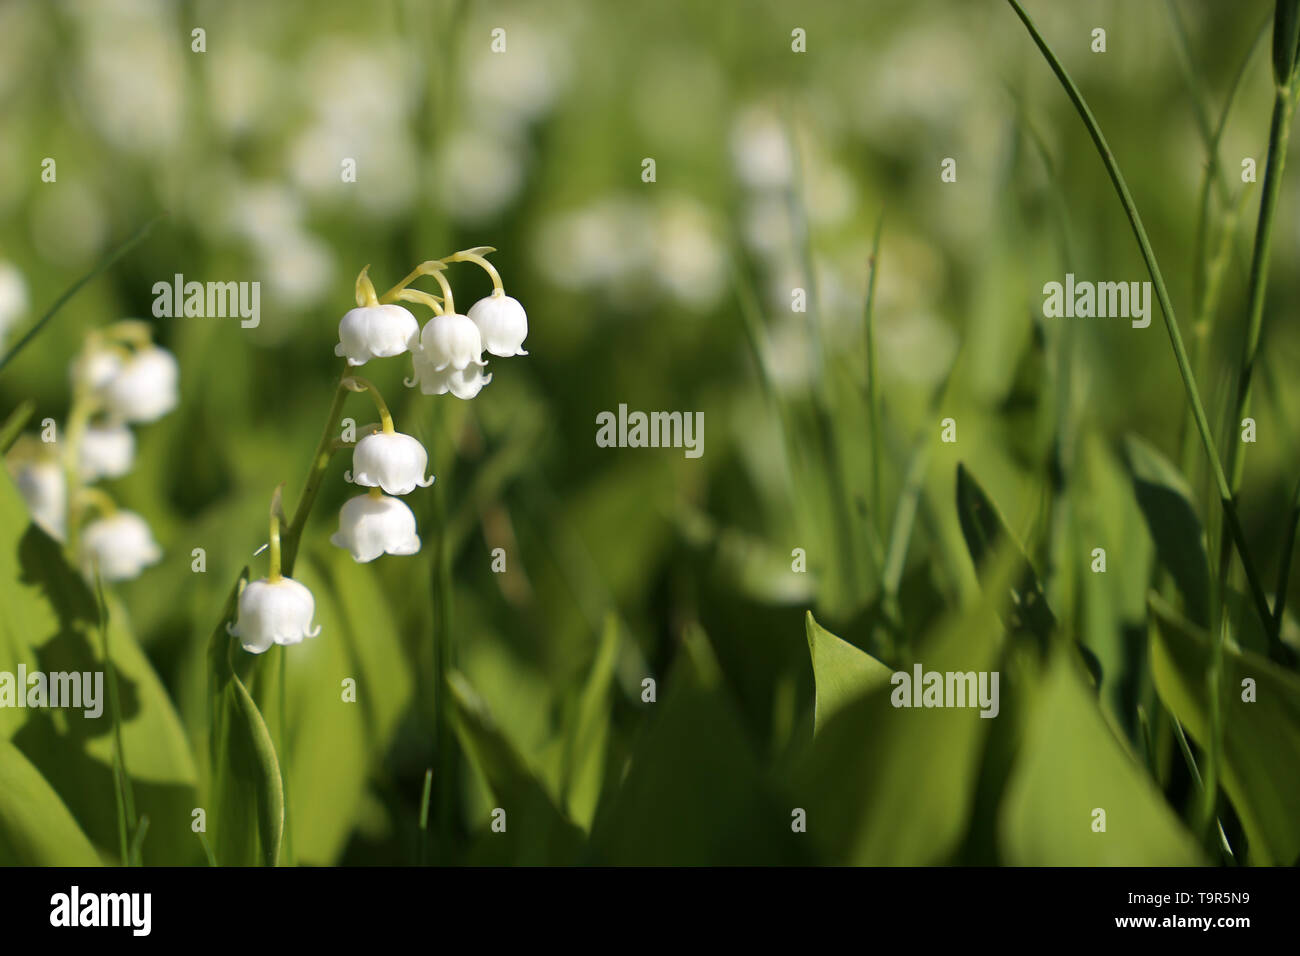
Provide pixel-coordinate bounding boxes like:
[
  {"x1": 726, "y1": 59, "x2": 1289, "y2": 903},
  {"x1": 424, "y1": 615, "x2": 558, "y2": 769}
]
[
  {"x1": 350, "y1": 431, "x2": 434, "y2": 495},
  {"x1": 419, "y1": 312, "x2": 485, "y2": 371},
  {"x1": 405, "y1": 347, "x2": 492, "y2": 399},
  {"x1": 12, "y1": 459, "x2": 66, "y2": 541},
  {"x1": 227, "y1": 576, "x2": 322, "y2": 654},
  {"x1": 335, "y1": 303, "x2": 420, "y2": 366},
  {"x1": 102, "y1": 346, "x2": 179, "y2": 424},
  {"x1": 79, "y1": 423, "x2": 136, "y2": 482},
  {"x1": 330, "y1": 493, "x2": 421, "y2": 562},
  {"x1": 80, "y1": 510, "x2": 162, "y2": 581},
  {"x1": 467, "y1": 294, "x2": 529, "y2": 357}
]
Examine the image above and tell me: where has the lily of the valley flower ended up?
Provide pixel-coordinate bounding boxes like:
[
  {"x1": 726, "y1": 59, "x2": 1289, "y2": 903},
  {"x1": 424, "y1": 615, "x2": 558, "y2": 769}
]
[
  {"x1": 335, "y1": 303, "x2": 419, "y2": 366},
  {"x1": 406, "y1": 348, "x2": 492, "y2": 399},
  {"x1": 350, "y1": 430, "x2": 434, "y2": 495},
  {"x1": 227, "y1": 576, "x2": 321, "y2": 654},
  {"x1": 419, "y1": 312, "x2": 485, "y2": 371},
  {"x1": 102, "y1": 345, "x2": 180, "y2": 423},
  {"x1": 467, "y1": 293, "x2": 529, "y2": 357},
  {"x1": 80, "y1": 510, "x2": 162, "y2": 581},
  {"x1": 12, "y1": 459, "x2": 66, "y2": 541},
  {"x1": 71, "y1": 346, "x2": 125, "y2": 394},
  {"x1": 78, "y1": 423, "x2": 136, "y2": 482},
  {"x1": 331, "y1": 492, "x2": 421, "y2": 562}
]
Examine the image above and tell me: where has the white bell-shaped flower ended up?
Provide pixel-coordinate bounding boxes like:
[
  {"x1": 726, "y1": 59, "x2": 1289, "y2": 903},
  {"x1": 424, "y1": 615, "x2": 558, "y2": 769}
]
[
  {"x1": 80, "y1": 510, "x2": 162, "y2": 581},
  {"x1": 0, "y1": 261, "x2": 29, "y2": 341},
  {"x1": 70, "y1": 347, "x2": 124, "y2": 395},
  {"x1": 79, "y1": 423, "x2": 136, "y2": 482},
  {"x1": 419, "y1": 312, "x2": 485, "y2": 371},
  {"x1": 350, "y1": 431, "x2": 434, "y2": 495},
  {"x1": 406, "y1": 347, "x2": 492, "y2": 399},
  {"x1": 13, "y1": 460, "x2": 66, "y2": 541},
  {"x1": 467, "y1": 293, "x2": 529, "y2": 357},
  {"x1": 335, "y1": 303, "x2": 419, "y2": 366},
  {"x1": 330, "y1": 493, "x2": 421, "y2": 562},
  {"x1": 227, "y1": 576, "x2": 321, "y2": 654},
  {"x1": 102, "y1": 346, "x2": 179, "y2": 424}
]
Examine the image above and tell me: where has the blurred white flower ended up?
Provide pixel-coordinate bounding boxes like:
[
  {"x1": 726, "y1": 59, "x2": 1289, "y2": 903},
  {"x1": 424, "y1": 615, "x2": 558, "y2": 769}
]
[
  {"x1": 101, "y1": 345, "x2": 179, "y2": 423},
  {"x1": 467, "y1": 294, "x2": 529, "y2": 357},
  {"x1": 12, "y1": 459, "x2": 66, "y2": 541},
  {"x1": 227, "y1": 576, "x2": 321, "y2": 654},
  {"x1": 730, "y1": 106, "x2": 793, "y2": 191},
  {"x1": 80, "y1": 510, "x2": 161, "y2": 581},
  {"x1": 405, "y1": 351, "x2": 492, "y2": 400},
  {"x1": 335, "y1": 304, "x2": 419, "y2": 366},
  {"x1": 70, "y1": 346, "x2": 124, "y2": 395},
  {"x1": 350, "y1": 431, "x2": 434, "y2": 496},
  {"x1": 437, "y1": 127, "x2": 526, "y2": 225},
  {"x1": 652, "y1": 198, "x2": 726, "y2": 309},
  {"x1": 0, "y1": 261, "x2": 28, "y2": 341},
  {"x1": 331, "y1": 493, "x2": 421, "y2": 562},
  {"x1": 78, "y1": 423, "x2": 135, "y2": 482},
  {"x1": 419, "y1": 312, "x2": 485, "y2": 371}
]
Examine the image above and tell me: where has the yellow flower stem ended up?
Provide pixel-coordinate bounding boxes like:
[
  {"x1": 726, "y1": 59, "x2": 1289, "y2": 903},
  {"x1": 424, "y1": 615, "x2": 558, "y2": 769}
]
[
  {"x1": 446, "y1": 249, "x2": 504, "y2": 296},
  {"x1": 342, "y1": 375, "x2": 396, "y2": 433},
  {"x1": 396, "y1": 288, "x2": 445, "y2": 315},
  {"x1": 268, "y1": 484, "x2": 286, "y2": 582}
]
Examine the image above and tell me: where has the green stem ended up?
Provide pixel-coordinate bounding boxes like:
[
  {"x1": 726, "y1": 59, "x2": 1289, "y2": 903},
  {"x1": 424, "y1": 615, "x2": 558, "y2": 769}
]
[
  {"x1": 280, "y1": 364, "x2": 352, "y2": 577},
  {"x1": 864, "y1": 211, "x2": 885, "y2": 547},
  {"x1": 1226, "y1": 85, "x2": 1296, "y2": 497},
  {"x1": 1005, "y1": 0, "x2": 1273, "y2": 637}
]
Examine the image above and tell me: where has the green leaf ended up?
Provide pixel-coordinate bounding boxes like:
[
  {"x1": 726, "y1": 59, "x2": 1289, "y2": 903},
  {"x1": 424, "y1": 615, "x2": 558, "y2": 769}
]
[
  {"x1": 804, "y1": 610, "x2": 892, "y2": 732},
  {"x1": 562, "y1": 613, "x2": 620, "y2": 830},
  {"x1": 1150, "y1": 595, "x2": 1300, "y2": 865},
  {"x1": 589, "y1": 625, "x2": 806, "y2": 864},
  {"x1": 955, "y1": 463, "x2": 1056, "y2": 648},
  {"x1": 1124, "y1": 435, "x2": 1210, "y2": 626},
  {"x1": 208, "y1": 571, "x2": 284, "y2": 867},
  {"x1": 258, "y1": 547, "x2": 415, "y2": 864},
  {"x1": 793, "y1": 563, "x2": 1007, "y2": 864},
  {"x1": 447, "y1": 671, "x2": 585, "y2": 864},
  {"x1": 0, "y1": 740, "x2": 102, "y2": 865},
  {"x1": 0, "y1": 470, "x2": 199, "y2": 865},
  {"x1": 998, "y1": 651, "x2": 1204, "y2": 865}
]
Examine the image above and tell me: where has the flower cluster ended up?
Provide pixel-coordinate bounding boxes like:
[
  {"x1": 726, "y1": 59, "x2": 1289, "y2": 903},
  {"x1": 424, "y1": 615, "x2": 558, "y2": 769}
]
[
  {"x1": 229, "y1": 248, "x2": 528, "y2": 655},
  {"x1": 6, "y1": 320, "x2": 176, "y2": 581}
]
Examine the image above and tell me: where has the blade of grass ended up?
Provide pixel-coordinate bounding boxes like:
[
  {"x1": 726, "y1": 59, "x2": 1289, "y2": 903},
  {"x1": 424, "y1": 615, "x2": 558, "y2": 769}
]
[
  {"x1": 1005, "y1": 0, "x2": 1273, "y2": 641},
  {"x1": 0, "y1": 213, "x2": 164, "y2": 376},
  {"x1": 1225, "y1": 4, "x2": 1300, "y2": 498},
  {"x1": 94, "y1": 570, "x2": 138, "y2": 864},
  {"x1": 417, "y1": 767, "x2": 433, "y2": 865},
  {"x1": 0, "y1": 399, "x2": 35, "y2": 454},
  {"x1": 864, "y1": 211, "x2": 885, "y2": 550}
]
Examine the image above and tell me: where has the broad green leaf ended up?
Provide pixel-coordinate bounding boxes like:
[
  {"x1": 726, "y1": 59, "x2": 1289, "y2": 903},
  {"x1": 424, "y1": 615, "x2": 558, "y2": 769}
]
[
  {"x1": 1150, "y1": 596, "x2": 1300, "y2": 865},
  {"x1": 0, "y1": 739, "x2": 101, "y2": 865},
  {"x1": 804, "y1": 610, "x2": 891, "y2": 732},
  {"x1": 589, "y1": 624, "x2": 807, "y2": 864},
  {"x1": 955, "y1": 463, "x2": 1056, "y2": 650},
  {"x1": 251, "y1": 546, "x2": 412, "y2": 865},
  {"x1": 562, "y1": 613, "x2": 620, "y2": 830},
  {"x1": 208, "y1": 571, "x2": 284, "y2": 867},
  {"x1": 999, "y1": 651, "x2": 1203, "y2": 865},
  {"x1": 448, "y1": 671, "x2": 584, "y2": 864},
  {"x1": 1124, "y1": 435, "x2": 1210, "y2": 627},
  {"x1": 0, "y1": 470, "x2": 199, "y2": 865},
  {"x1": 792, "y1": 561, "x2": 1007, "y2": 864}
]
